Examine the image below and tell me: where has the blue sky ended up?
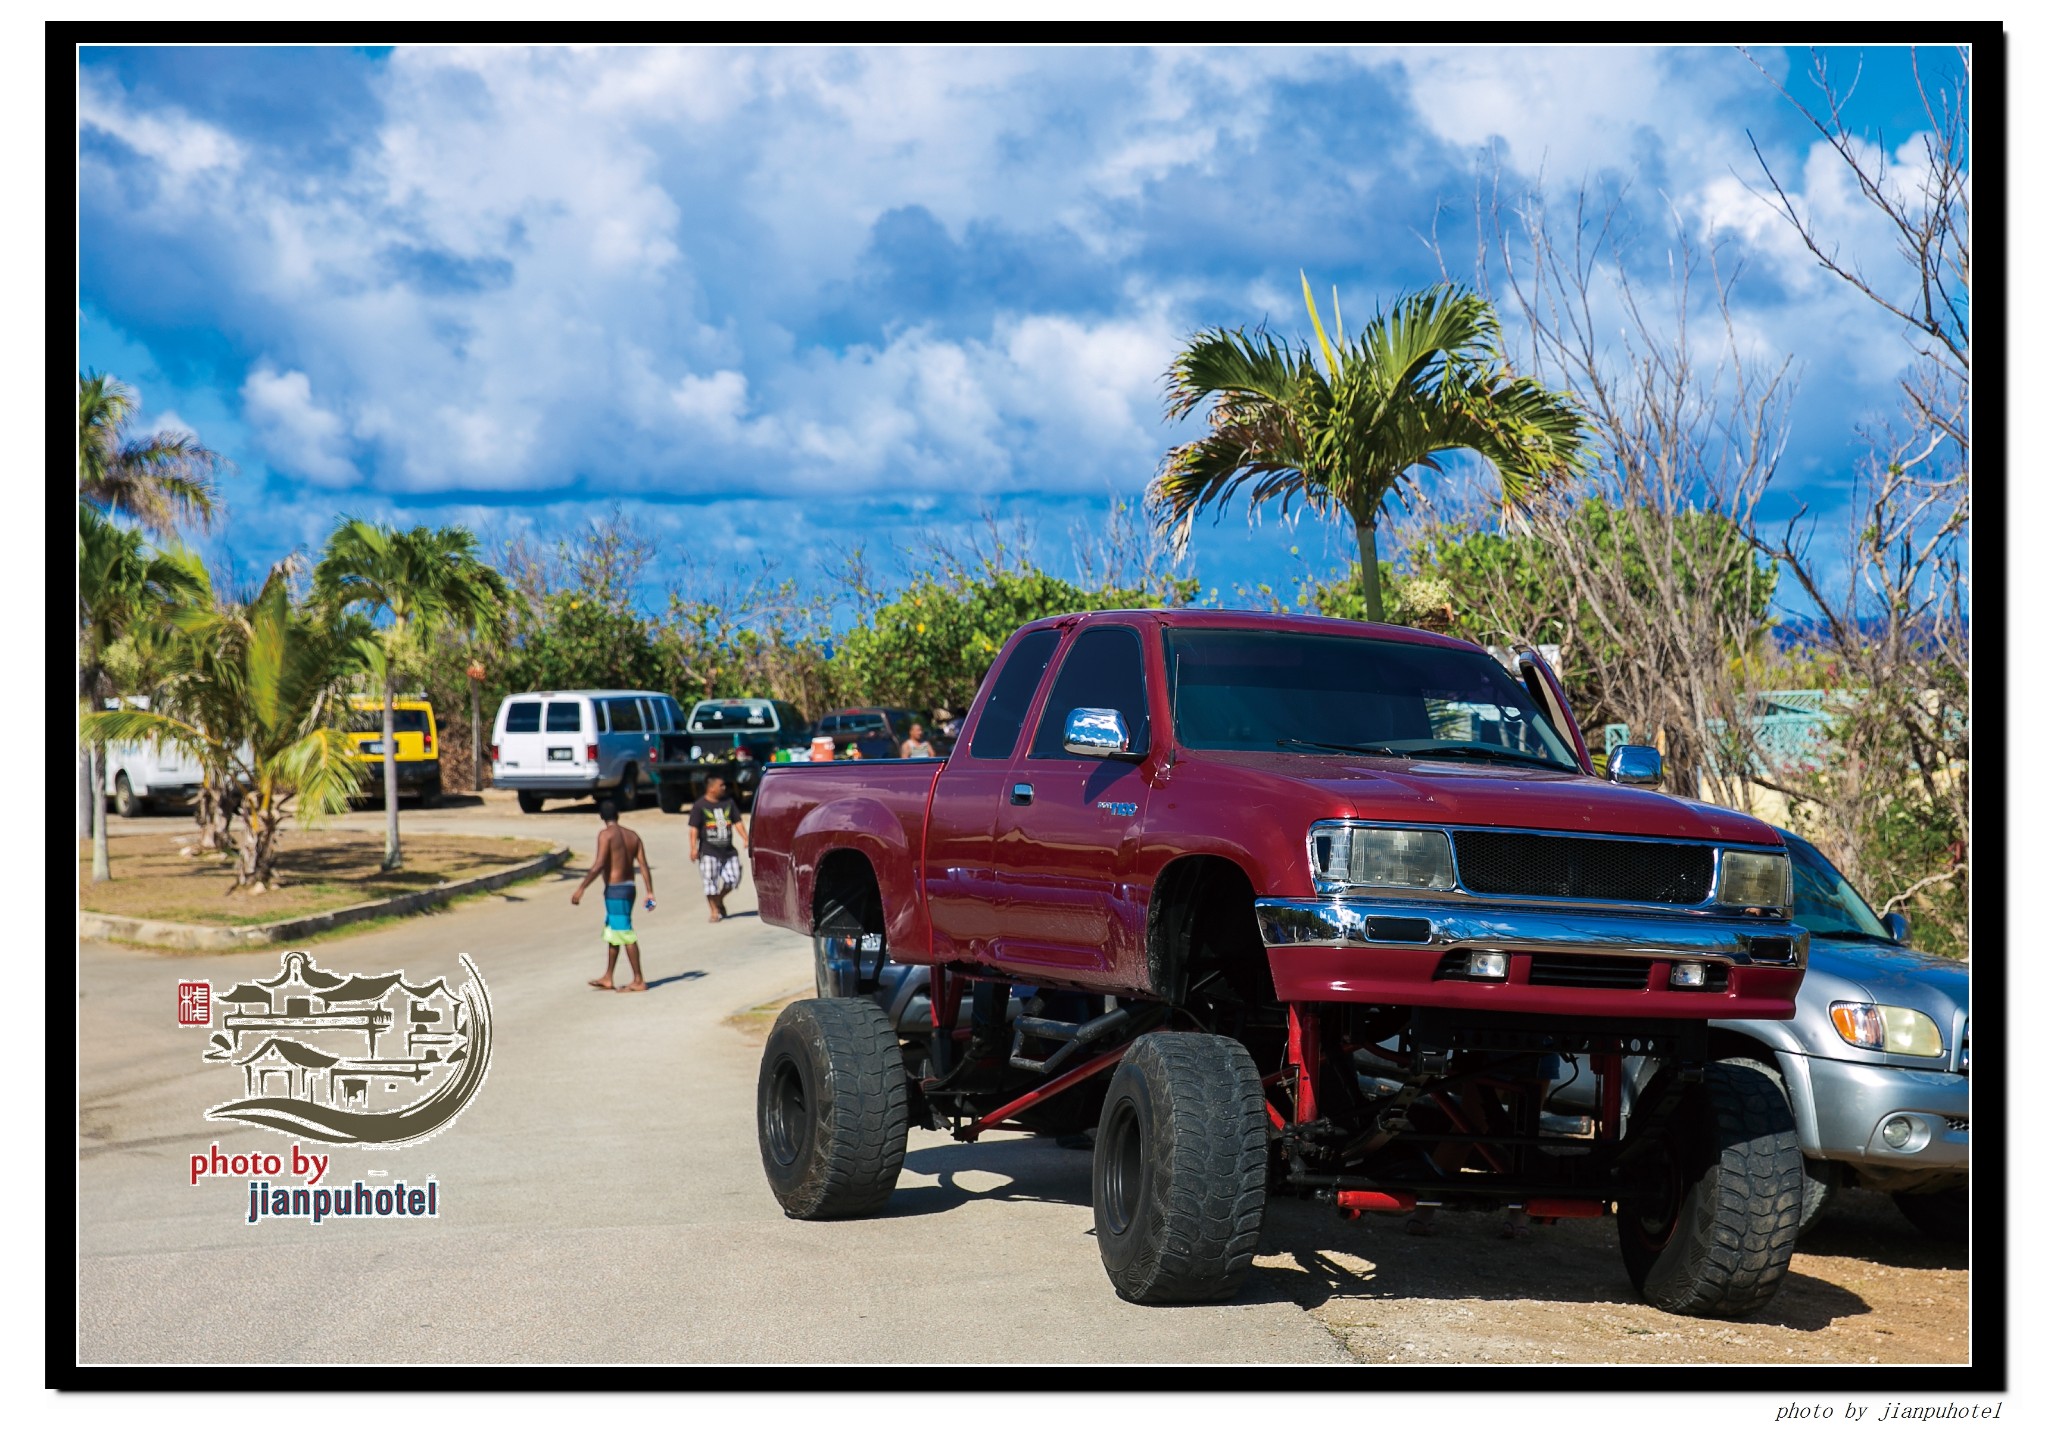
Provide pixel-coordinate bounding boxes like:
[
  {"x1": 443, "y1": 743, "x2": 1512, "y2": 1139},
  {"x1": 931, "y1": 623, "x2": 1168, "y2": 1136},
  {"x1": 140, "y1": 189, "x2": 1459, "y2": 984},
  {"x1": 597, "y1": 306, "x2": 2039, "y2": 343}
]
[{"x1": 76, "y1": 43, "x2": 1965, "y2": 617}]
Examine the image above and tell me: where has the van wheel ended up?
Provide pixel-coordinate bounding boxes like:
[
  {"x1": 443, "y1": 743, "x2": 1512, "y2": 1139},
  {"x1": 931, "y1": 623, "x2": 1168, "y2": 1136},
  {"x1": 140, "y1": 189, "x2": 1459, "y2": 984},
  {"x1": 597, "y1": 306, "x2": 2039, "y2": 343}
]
[
  {"x1": 516, "y1": 792, "x2": 545, "y2": 814},
  {"x1": 1093, "y1": 1032, "x2": 1267, "y2": 1304},
  {"x1": 113, "y1": 773, "x2": 143, "y2": 819},
  {"x1": 758, "y1": 998, "x2": 909, "y2": 1219},
  {"x1": 1617, "y1": 1063, "x2": 1802, "y2": 1318},
  {"x1": 617, "y1": 765, "x2": 641, "y2": 809}
]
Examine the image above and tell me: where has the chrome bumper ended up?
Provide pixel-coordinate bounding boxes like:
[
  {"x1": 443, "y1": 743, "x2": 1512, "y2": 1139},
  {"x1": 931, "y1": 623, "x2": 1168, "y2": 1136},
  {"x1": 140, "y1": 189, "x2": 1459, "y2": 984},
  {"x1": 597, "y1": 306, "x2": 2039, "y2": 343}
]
[{"x1": 1254, "y1": 898, "x2": 1807, "y2": 967}]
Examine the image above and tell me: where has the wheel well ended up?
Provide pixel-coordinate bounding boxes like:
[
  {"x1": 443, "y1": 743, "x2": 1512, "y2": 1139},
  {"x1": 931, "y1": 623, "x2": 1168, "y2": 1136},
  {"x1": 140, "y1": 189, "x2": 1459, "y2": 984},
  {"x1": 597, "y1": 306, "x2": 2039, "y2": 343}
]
[
  {"x1": 1706, "y1": 1030, "x2": 1786, "y2": 1077},
  {"x1": 813, "y1": 848, "x2": 884, "y2": 938},
  {"x1": 1146, "y1": 855, "x2": 1272, "y2": 1008}
]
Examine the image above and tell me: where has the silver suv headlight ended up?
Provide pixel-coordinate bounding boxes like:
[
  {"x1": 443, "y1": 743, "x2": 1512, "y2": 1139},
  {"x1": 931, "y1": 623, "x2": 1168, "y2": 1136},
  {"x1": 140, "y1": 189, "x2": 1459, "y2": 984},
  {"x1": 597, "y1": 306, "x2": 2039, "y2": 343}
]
[
  {"x1": 1309, "y1": 823, "x2": 1456, "y2": 891},
  {"x1": 1717, "y1": 848, "x2": 1791, "y2": 908},
  {"x1": 1830, "y1": 1002, "x2": 1945, "y2": 1058}
]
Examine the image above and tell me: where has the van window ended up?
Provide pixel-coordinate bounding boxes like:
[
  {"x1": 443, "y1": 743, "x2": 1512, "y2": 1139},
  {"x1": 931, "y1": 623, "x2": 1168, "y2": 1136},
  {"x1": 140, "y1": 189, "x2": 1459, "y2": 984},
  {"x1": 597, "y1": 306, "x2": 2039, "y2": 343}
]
[
  {"x1": 505, "y1": 701, "x2": 542, "y2": 734},
  {"x1": 607, "y1": 697, "x2": 644, "y2": 733},
  {"x1": 545, "y1": 701, "x2": 582, "y2": 733},
  {"x1": 969, "y1": 628, "x2": 1062, "y2": 761}
]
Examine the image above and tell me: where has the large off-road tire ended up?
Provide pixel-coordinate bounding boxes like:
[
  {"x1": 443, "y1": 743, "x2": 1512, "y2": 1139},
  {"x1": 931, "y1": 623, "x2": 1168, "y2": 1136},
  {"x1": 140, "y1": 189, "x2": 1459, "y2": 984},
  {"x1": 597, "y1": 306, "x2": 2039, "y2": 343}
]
[
  {"x1": 516, "y1": 791, "x2": 546, "y2": 814},
  {"x1": 757, "y1": 998, "x2": 909, "y2": 1220},
  {"x1": 657, "y1": 780, "x2": 685, "y2": 815},
  {"x1": 415, "y1": 776, "x2": 441, "y2": 809},
  {"x1": 1092, "y1": 1032, "x2": 1267, "y2": 1304},
  {"x1": 1618, "y1": 1062, "x2": 1803, "y2": 1318},
  {"x1": 1893, "y1": 1185, "x2": 1968, "y2": 1242},
  {"x1": 1718, "y1": 1055, "x2": 1833, "y2": 1235},
  {"x1": 113, "y1": 773, "x2": 143, "y2": 819}
]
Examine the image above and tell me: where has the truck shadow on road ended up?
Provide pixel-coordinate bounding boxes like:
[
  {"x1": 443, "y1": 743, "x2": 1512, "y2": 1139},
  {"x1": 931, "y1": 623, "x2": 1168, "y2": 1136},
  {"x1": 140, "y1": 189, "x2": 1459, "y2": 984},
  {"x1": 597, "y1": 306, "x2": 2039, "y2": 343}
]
[
  {"x1": 1241, "y1": 1201, "x2": 1873, "y2": 1330},
  {"x1": 894, "y1": 1138, "x2": 1879, "y2": 1331}
]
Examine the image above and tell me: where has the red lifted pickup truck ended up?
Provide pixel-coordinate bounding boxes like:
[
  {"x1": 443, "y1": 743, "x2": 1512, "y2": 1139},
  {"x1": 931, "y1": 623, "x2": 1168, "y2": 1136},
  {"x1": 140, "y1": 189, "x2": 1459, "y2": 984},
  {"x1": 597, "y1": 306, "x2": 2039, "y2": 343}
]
[{"x1": 749, "y1": 610, "x2": 1809, "y2": 1316}]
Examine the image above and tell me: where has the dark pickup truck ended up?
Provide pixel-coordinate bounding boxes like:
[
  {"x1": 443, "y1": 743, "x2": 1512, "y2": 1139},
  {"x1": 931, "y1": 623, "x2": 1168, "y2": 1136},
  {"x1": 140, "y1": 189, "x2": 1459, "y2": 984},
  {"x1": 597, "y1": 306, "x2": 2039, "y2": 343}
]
[
  {"x1": 747, "y1": 610, "x2": 1809, "y2": 1315},
  {"x1": 652, "y1": 697, "x2": 807, "y2": 813}
]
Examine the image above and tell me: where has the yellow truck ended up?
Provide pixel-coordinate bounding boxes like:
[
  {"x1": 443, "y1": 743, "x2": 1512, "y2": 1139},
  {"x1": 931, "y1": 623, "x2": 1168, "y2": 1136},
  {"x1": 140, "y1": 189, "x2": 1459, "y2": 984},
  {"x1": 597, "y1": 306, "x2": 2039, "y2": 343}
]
[{"x1": 346, "y1": 696, "x2": 443, "y2": 806}]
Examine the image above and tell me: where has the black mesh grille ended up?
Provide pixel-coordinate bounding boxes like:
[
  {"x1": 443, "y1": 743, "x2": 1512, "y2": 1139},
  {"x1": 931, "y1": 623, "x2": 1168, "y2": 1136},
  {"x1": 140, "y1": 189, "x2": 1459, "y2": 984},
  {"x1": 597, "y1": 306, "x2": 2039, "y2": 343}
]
[
  {"x1": 1452, "y1": 831, "x2": 1713, "y2": 904},
  {"x1": 1527, "y1": 955, "x2": 1652, "y2": 990}
]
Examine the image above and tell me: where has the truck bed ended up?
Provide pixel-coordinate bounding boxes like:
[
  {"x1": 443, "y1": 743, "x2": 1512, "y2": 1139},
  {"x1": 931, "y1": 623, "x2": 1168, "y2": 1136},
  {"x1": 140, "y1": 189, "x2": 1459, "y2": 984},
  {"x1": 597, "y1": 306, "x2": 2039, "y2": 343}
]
[{"x1": 748, "y1": 758, "x2": 947, "y2": 956}]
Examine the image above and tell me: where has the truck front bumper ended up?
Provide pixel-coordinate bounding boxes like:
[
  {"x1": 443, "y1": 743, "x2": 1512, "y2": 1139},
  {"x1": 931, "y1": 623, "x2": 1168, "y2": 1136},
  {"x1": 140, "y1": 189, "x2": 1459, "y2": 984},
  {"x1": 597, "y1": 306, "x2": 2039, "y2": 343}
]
[{"x1": 1255, "y1": 897, "x2": 1806, "y2": 1019}]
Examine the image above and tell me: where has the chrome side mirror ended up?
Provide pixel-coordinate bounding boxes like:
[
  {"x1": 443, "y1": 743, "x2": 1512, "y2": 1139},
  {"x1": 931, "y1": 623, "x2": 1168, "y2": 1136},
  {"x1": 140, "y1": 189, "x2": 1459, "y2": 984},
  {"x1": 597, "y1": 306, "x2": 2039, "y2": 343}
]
[
  {"x1": 1607, "y1": 744, "x2": 1663, "y2": 787},
  {"x1": 1063, "y1": 707, "x2": 1135, "y2": 760},
  {"x1": 1882, "y1": 911, "x2": 1911, "y2": 944}
]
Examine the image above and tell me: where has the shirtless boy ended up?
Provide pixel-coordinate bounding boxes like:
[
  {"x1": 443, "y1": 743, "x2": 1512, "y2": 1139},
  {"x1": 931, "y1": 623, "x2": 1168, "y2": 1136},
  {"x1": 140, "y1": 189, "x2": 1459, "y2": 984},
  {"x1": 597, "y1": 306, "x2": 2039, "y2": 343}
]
[{"x1": 569, "y1": 800, "x2": 655, "y2": 992}]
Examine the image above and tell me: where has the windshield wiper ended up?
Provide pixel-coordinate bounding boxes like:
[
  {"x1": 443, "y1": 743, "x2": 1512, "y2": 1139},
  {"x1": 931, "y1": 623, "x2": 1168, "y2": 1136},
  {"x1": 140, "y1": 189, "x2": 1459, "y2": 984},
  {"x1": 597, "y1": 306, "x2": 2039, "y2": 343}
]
[
  {"x1": 1278, "y1": 738, "x2": 1403, "y2": 757},
  {"x1": 1804, "y1": 928, "x2": 1898, "y2": 944},
  {"x1": 1397, "y1": 743, "x2": 1575, "y2": 771}
]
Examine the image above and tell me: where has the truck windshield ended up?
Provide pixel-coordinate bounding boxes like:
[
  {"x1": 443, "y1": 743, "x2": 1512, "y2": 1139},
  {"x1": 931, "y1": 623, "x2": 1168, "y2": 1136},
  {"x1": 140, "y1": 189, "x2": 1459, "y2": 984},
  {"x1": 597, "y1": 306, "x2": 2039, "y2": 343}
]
[
  {"x1": 1163, "y1": 628, "x2": 1579, "y2": 771},
  {"x1": 690, "y1": 700, "x2": 777, "y2": 732}
]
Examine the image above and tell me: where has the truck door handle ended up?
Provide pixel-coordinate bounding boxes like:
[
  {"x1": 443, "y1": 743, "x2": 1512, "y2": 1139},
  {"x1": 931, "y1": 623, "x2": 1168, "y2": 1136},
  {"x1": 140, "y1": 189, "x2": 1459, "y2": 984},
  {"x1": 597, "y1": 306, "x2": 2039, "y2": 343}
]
[{"x1": 1010, "y1": 783, "x2": 1033, "y2": 805}]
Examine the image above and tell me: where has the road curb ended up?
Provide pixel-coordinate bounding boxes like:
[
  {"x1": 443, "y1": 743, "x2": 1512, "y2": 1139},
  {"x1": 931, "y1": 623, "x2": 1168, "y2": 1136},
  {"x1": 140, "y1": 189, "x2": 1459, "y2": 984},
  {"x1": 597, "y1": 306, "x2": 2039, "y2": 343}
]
[{"x1": 79, "y1": 845, "x2": 573, "y2": 952}]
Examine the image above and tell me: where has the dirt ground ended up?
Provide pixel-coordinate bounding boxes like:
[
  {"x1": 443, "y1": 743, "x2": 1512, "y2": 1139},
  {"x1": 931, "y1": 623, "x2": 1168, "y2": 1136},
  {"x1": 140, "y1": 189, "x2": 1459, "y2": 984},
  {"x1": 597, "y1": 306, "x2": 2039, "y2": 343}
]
[
  {"x1": 1254, "y1": 1187, "x2": 1968, "y2": 1364},
  {"x1": 78, "y1": 826, "x2": 557, "y2": 924}
]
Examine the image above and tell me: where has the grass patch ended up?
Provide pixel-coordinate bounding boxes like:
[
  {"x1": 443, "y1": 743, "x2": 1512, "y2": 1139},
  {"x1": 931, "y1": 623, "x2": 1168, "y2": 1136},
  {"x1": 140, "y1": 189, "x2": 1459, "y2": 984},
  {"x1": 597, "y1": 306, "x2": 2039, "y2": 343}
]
[
  {"x1": 80, "y1": 828, "x2": 560, "y2": 926},
  {"x1": 723, "y1": 990, "x2": 809, "y2": 1041}
]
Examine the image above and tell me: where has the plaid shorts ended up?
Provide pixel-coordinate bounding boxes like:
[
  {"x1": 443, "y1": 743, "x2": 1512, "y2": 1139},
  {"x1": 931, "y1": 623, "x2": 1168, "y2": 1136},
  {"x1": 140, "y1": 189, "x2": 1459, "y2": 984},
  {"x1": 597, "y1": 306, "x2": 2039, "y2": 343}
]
[{"x1": 699, "y1": 848, "x2": 742, "y2": 896}]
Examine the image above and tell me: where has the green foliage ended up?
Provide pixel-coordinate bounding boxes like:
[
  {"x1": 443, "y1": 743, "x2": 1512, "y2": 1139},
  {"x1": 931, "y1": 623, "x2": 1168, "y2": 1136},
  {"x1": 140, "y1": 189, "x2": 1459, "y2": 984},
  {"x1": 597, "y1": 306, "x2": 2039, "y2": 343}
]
[
  {"x1": 78, "y1": 371, "x2": 225, "y2": 536},
  {"x1": 1152, "y1": 281, "x2": 1590, "y2": 620},
  {"x1": 503, "y1": 587, "x2": 660, "y2": 695},
  {"x1": 80, "y1": 569, "x2": 366, "y2": 889},
  {"x1": 836, "y1": 557, "x2": 1197, "y2": 713}
]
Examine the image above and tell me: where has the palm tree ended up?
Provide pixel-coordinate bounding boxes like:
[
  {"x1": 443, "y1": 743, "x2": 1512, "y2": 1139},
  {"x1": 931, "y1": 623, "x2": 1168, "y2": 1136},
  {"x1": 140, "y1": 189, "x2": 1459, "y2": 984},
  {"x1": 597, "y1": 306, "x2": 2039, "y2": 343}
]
[
  {"x1": 1152, "y1": 279, "x2": 1591, "y2": 622},
  {"x1": 79, "y1": 569, "x2": 366, "y2": 891},
  {"x1": 78, "y1": 507, "x2": 208, "y2": 881},
  {"x1": 79, "y1": 371, "x2": 227, "y2": 535},
  {"x1": 313, "y1": 520, "x2": 514, "y2": 871}
]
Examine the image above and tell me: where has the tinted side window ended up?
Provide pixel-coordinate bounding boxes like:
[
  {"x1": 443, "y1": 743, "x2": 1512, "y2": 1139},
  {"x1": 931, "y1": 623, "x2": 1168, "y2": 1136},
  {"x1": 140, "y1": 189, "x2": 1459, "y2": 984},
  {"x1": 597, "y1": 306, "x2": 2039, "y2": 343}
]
[
  {"x1": 662, "y1": 698, "x2": 685, "y2": 730},
  {"x1": 607, "y1": 697, "x2": 644, "y2": 733},
  {"x1": 545, "y1": 701, "x2": 582, "y2": 733},
  {"x1": 969, "y1": 628, "x2": 1062, "y2": 761},
  {"x1": 505, "y1": 701, "x2": 541, "y2": 734},
  {"x1": 1028, "y1": 627, "x2": 1150, "y2": 759}
]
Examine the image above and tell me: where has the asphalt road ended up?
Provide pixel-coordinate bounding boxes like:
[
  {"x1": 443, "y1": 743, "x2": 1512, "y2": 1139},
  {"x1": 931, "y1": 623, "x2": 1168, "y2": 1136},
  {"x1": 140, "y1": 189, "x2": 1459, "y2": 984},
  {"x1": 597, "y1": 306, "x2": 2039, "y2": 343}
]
[{"x1": 75, "y1": 793, "x2": 1350, "y2": 1364}]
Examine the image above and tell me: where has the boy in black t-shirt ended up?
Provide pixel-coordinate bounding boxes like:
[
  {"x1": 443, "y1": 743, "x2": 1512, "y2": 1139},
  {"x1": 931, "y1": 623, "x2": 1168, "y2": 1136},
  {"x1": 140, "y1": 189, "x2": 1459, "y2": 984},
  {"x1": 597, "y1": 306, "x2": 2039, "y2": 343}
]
[{"x1": 688, "y1": 775, "x2": 748, "y2": 922}]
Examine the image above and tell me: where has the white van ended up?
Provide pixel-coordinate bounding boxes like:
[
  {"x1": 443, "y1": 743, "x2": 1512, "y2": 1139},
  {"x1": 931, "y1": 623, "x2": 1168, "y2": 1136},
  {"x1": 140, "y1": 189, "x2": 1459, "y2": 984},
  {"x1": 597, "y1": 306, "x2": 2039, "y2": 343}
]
[
  {"x1": 99, "y1": 696, "x2": 204, "y2": 816},
  {"x1": 490, "y1": 689, "x2": 687, "y2": 814}
]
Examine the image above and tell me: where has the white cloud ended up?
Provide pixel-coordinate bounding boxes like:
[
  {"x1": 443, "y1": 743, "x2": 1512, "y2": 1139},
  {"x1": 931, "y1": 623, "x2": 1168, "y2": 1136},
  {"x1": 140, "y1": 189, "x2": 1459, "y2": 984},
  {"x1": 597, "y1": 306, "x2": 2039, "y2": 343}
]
[
  {"x1": 78, "y1": 72, "x2": 244, "y2": 181},
  {"x1": 240, "y1": 366, "x2": 359, "y2": 487}
]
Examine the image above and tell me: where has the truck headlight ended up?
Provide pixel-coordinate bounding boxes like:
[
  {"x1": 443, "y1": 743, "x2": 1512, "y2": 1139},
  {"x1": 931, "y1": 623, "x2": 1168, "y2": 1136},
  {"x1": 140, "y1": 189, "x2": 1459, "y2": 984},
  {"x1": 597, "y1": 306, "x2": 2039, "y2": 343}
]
[
  {"x1": 1310, "y1": 824, "x2": 1455, "y2": 891},
  {"x1": 1717, "y1": 849, "x2": 1791, "y2": 908},
  {"x1": 1829, "y1": 1002, "x2": 1945, "y2": 1058}
]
